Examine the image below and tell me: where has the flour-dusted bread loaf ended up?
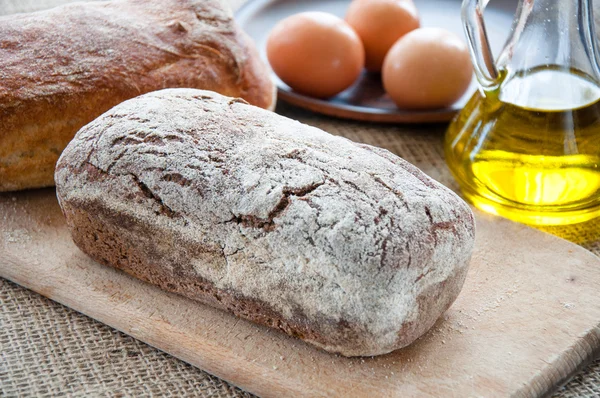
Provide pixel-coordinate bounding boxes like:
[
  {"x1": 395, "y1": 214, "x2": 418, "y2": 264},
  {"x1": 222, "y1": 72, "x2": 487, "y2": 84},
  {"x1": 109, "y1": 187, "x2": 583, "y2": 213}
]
[
  {"x1": 55, "y1": 89, "x2": 474, "y2": 356},
  {"x1": 0, "y1": 0, "x2": 274, "y2": 192}
]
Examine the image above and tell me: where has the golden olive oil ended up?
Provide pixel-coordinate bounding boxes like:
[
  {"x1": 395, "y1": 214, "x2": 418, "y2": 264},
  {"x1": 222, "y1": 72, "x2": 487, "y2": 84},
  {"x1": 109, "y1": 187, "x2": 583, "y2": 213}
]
[{"x1": 445, "y1": 66, "x2": 600, "y2": 225}]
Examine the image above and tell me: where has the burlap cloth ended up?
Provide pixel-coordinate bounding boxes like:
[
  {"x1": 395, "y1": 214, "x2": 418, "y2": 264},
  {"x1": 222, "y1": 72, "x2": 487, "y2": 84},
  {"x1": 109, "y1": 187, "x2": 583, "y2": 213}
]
[{"x1": 1, "y1": 0, "x2": 599, "y2": 396}]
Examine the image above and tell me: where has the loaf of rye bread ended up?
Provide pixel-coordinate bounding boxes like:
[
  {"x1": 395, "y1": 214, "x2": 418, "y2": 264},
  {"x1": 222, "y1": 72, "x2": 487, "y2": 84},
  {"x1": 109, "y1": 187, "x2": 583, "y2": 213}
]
[
  {"x1": 0, "y1": 0, "x2": 274, "y2": 192},
  {"x1": 55, "y1": 89, "x2": 475, "y2": 356}
]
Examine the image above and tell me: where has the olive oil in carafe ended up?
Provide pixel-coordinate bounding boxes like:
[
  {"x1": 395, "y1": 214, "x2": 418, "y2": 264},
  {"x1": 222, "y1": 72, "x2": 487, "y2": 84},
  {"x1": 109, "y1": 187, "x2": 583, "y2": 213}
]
[{"x1": 445, "y1": 67, "x2": 600, "y2": 225}]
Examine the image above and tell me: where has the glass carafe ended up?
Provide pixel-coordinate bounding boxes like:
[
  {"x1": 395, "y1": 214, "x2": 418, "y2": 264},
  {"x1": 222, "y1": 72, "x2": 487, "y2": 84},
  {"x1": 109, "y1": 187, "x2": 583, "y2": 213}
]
[{"x1": 445, "y1": 0, "x2": 600, "y2": 225}]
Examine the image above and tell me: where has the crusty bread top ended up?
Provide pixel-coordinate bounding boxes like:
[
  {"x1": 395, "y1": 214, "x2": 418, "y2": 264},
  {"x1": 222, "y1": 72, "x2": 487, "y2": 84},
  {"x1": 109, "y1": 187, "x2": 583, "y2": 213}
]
[
  {"x1": 0, "y1": 0, "x2": 274, "y2": 111},
  {"x1": 56, "y1": 89, "x2": 474, "y2": 355}
]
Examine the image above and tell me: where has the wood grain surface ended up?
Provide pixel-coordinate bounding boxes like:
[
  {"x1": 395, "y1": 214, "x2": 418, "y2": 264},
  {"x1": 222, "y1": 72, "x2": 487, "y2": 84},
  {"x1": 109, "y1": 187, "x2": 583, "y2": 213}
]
[{"x1": 1, "y1": 188, "x2": 599, "y2": 397}]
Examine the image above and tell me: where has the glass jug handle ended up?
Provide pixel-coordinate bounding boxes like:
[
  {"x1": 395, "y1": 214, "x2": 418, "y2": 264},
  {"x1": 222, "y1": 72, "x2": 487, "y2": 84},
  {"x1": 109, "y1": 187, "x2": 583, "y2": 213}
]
[{"x1": 462, "y1": 0, "x2": 500, "y2": 90}]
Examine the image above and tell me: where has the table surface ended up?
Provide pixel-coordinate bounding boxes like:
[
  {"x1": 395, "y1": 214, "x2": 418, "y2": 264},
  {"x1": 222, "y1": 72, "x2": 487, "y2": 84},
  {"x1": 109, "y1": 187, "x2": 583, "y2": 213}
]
[{"x1": 1, "y1": 0, "x2": 599, "y2": 397}]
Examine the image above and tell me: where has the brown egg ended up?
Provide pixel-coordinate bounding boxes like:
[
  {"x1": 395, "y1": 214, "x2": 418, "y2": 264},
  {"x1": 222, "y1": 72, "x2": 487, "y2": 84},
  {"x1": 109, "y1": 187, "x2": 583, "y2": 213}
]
[
  {"x1": 345, "y1": 0, "x2": 419, "y2": 72},
  {"x1": 266, "y1": 12, "x2": 364, "y2": 99},
  {"x1": 382, "y1": 28, "x2": 473, "y2": 109}
]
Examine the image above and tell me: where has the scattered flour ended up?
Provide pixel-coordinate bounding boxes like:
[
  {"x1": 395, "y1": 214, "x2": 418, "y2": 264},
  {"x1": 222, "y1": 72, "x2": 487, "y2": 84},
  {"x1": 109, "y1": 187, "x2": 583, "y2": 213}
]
[{"x1": 4, "y1": 228, "x2": 30, "y2": 244}]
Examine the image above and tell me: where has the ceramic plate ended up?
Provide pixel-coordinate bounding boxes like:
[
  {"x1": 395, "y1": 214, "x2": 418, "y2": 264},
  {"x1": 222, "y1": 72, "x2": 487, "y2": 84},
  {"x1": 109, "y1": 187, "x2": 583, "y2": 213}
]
[{"x1": 236, "y1": 0, "x2": 517, "y2": 123}]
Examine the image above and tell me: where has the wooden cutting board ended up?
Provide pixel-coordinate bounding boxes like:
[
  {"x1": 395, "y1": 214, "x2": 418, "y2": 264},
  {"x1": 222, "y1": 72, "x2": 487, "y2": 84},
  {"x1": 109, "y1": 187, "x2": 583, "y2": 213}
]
[{"x1": 1, "y1": 188, "x2": 599, "y2": 397}]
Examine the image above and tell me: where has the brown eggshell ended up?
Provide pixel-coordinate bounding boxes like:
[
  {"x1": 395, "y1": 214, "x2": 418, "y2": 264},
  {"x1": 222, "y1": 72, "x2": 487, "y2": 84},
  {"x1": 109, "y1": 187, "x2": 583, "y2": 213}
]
[
  {"x1": 382, "y1": 28, "x2": 473, "y2": 109},
  {"x1": 346, "y1": 0, "x2": 419, "y2": 72},
  {"x1": 266, "y1": 12, "x2": 365, "y2": 98}
]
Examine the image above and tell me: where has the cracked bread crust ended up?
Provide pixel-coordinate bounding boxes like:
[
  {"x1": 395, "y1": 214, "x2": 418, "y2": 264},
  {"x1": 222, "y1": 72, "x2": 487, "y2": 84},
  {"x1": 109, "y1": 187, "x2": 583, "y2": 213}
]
[
  {"x1": 0, "y1": 0, "x2": 274, "y2": 192},
  {"x1": 55, "y1": 89, "x2": 475, "y2": 356}
]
